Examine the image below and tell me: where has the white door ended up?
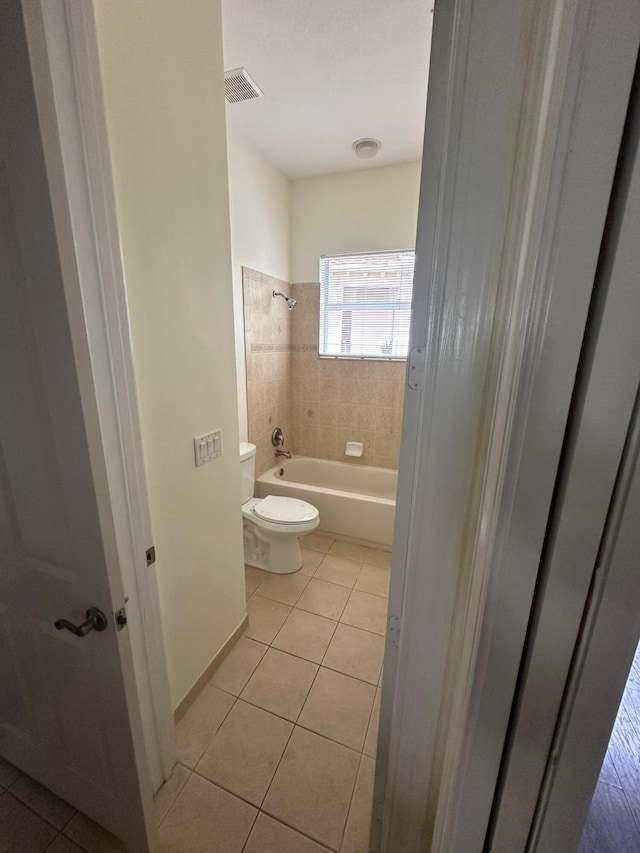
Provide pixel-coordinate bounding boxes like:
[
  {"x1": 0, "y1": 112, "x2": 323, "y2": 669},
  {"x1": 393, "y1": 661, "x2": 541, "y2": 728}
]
[{"x1": 0, "y1": 4, "x2": 154, "y2": 851}]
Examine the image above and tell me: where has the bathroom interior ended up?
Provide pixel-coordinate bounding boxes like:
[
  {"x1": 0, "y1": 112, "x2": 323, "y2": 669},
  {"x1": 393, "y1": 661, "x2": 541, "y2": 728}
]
[
  {"x1": 157, "y1": 1, "x2": 430, "y2": 850},
  {"x1": 0, "y1": 1, "x2": 431, "y2": 852}
]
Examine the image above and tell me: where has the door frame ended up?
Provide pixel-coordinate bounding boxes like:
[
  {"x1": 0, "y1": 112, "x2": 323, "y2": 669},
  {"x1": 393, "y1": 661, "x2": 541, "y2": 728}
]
[
  {"x1": 19, "y1": 0, "x2": 640, "y2": 849},
  {"x1": 374, "y1": 0, "x2": 640, "y2": 850},
  {"x1": 22, "y1": 0, "x2": 175, "y2": 792},
  {"x1": 490, "y1": 51, "x2": 640, "y2": 850}
]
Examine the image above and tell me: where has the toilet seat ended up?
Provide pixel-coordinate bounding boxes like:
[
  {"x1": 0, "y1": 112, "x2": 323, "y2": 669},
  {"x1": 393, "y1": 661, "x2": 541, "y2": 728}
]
[{"x1": 253, "y1": 495, "x2": 318, "y2": 525}]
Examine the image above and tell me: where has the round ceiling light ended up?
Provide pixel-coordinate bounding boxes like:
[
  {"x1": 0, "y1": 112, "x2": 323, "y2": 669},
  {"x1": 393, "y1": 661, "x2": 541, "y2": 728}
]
[{"x1": 352, "y1": 138, "x2": 382, "y2": 159}]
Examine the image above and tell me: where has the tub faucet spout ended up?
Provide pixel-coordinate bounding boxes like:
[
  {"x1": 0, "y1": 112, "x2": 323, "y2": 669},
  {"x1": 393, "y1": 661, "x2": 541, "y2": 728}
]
[{"x1": 275, "y1": 449, "x2": 291, "y2": 459}]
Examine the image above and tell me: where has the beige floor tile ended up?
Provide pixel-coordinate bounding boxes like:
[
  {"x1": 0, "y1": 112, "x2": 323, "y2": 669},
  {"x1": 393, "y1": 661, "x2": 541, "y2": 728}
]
[
  {"x1": 364, "y1": 689, "x2": 381, "y2": 758},
  {"x1": 263, "y1": 727, "x2": 360, "y2": 850},
  {"x1": 245, "y1": 595, "x2": 292, "y2": 644},
  {"x1": 240, "y1": 648, "x2": 318, "y2": 721},
  {"x1": 303, "y1": 532, "x2": 335, "y2": 553},
  {"x1": 328, "y1": 541, "x2": 369, "y2": 564},
  {"x1": 196, "y1": 700, "x2": 292, "y2": 806},
  {"x1": 315, "y1": 556, "x2": 361, "y2": 588},
  {"x1": 296, "y1": 578, "x2": 351, "y2": 620},
  {"x1": 364, "y1": 548, "x2": 392, "y2": 570},
  {"x1": 255, "y1": 571, "x2": 310, "y2": 605},
  {"x1": 0, "y1": 756, "x2": 21, "y2": 789},
  {"x1": 300, "y1": 548, "x2": 325, "y2": 577},
  {"x1": 341, "y1": 756, "x2": 375, "y2": 853},
  {"x1": 322, "y1": 624, "x2": 385, "y2": 685},
  {"x1": 354, "y1": 564, "x2": 390, "y2": 599},
  {"x1": 340, "y1": 590, "x2": 388, "y2": 635},
  {"x1": 298, "y1": 668, "x2": 375, "y2": 751},
  {"x1": 244, "y1": 813, "x2": 331, "y2": 853},
  {"x1": 210, "y1": 636, "x2": 268, "y2": 696},
  {"x1": 0, "y1": 793, "x2": 57, "y2": 853},
  {"x1": 273, "y1": 609, "x2": 337, "y2": 663},
  {"x1": 175, "y1": 685, "x2": 235, "y2": 768},
  {"x1": 157, "y1": 774, "x2": 256, "y2": 853},
  {"x1": 46, "y1": 836, "x2": 84, "y2": 853},
  {"x1": 245, "y1": 565, "x2": 266, "y2": 599},
  {"x1": 63, "y1": 812, "x2": 127, "y2": 852},
  {"x1": 154, "y1": 764, "x2": 190, "y2": 826},
  {"x1": 10, "y1": 774, "x2": 75, "y2": 830}
]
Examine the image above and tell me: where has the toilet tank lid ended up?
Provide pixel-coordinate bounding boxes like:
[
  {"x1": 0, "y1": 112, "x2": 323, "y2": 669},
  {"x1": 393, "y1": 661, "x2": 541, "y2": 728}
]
[{"x1": 240, "y1": 442, "x2": 256, "y2": 461}]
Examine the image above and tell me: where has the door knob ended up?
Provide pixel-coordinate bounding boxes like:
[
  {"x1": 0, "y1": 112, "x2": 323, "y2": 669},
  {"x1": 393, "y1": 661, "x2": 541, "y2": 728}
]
[{"x1": 55, "y1": 607, "x2": 108, "y2": 637}]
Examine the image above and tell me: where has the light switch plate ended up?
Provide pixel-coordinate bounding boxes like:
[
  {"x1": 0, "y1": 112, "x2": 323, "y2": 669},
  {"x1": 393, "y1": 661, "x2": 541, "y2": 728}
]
[{"x1": 194, "y1": 429, "x2": 222, "y2": 467}]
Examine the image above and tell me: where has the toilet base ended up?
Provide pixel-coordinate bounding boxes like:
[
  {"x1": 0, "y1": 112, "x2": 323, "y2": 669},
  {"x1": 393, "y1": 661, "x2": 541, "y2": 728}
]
[{"x1": 243, "y1": 518, "x2": 313, "y2": 574}]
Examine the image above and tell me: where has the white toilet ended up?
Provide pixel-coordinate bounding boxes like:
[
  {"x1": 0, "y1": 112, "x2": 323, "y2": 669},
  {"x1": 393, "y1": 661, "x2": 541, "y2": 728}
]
[{"x1": 240, "y1": 442, "x2": 319, "y2": 573}]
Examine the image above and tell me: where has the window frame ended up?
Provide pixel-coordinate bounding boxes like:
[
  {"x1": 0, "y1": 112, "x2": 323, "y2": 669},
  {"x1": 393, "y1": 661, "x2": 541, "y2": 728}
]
[{"x1": 318, "y1": 248, "x2": 416, "y2": 361}]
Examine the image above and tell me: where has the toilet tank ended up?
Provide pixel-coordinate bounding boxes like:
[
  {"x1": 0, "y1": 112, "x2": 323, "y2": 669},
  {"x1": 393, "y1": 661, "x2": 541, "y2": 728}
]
[{"x1": 239, "y1": 442, "x2": 256, "y2": 504}]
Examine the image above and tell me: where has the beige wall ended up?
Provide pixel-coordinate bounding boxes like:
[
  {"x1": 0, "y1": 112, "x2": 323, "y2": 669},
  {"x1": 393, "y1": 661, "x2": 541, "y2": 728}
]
[
  {"x1": 227, "y1": 131, "x2": 291, "y2": 442},
  {"x1": 243, "y1": 268, "x2": 292, "y2": 476},
  {"x1": 95, "y1": 0, "x2": 246, "y2": 708},
  {"x1": 291, "y1": 161, "x2": 422, "y2": 282}
]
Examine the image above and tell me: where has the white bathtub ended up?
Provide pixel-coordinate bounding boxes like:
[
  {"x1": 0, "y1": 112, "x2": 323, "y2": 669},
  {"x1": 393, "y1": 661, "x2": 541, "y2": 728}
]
[{"x1": 256, "y1": 456, "x2": 398, "y2": 547}]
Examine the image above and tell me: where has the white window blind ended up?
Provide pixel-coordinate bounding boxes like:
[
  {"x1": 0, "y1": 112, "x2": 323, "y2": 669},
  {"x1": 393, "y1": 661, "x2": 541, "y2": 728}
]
[{"x1": 319, "y1": 250, "x2": 415, "y2": 359}]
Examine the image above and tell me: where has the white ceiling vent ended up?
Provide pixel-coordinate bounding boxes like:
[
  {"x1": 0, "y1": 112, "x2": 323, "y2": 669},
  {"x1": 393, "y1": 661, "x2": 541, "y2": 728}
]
[{"x1": 224, "y1": 68, "x2": 263, "y2": 104}]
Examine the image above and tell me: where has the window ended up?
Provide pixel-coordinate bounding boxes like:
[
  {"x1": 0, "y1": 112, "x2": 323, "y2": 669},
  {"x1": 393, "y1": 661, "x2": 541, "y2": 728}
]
[{"x1": 319, "y1": 250, "x2": 415, "y2": 359}]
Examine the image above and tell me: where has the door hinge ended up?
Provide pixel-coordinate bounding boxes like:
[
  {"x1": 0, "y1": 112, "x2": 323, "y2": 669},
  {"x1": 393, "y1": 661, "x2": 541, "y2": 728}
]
[
  {"x1": 115, "y1": 606, "x2": 127, "y2": 631},
  {"x1": 408, "y1": 345, "x2": 427, "y2": 390},
  {"x1": 146, "y1": 546, "x2": 156, "y2": 566},
  {"x1": 388, "y1": 614, "x2": 401, "y2": 647}
]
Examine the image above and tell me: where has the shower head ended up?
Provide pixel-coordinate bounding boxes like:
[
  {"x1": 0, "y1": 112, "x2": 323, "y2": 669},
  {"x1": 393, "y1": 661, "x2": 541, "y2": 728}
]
[{"x1": 273, "y1": 290, "x2": 297, "y2": 310}]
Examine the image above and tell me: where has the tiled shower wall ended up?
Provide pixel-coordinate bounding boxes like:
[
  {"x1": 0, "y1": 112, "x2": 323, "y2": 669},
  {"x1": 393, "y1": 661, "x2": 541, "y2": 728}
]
[
  {"x1": 289, "y1": 283, "x2": 405, "y2": 469},
  {"x1": 243, "y1": 268, "x2": 292, "y2": 476},
  {"x1": 243, "y1": 270, "x2": 405, "y2": 475}
]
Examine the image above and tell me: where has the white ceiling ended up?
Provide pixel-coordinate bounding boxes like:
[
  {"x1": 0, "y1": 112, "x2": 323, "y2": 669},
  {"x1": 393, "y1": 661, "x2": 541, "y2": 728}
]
[{"x1": 221, "y1": 0, "x2": 433, "y2": 179}]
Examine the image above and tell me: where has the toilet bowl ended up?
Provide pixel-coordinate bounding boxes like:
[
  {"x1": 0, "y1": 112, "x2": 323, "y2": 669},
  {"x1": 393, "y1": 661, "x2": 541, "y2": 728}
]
[{"x1": 240, "y1": 443, "x2": 319, "y2": 573}]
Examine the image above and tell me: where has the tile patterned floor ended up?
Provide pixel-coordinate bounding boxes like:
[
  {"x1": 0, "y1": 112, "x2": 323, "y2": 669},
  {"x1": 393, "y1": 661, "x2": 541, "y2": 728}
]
[
  {"x1": 165, "y1": 535, "x2": 389, "y2": 852},
  {"x1": 579, "y1": 639, "x2": 640, "y2": 852},
  {"x1": 0, "y1": 535, "x2": 389, "y2": 852}
]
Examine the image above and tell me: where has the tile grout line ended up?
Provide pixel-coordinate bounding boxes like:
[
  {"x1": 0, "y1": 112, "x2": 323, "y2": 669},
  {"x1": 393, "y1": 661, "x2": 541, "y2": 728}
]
[
  {"x1": 338, "y1": 750, "x2": 367, "y2": 853},
  {"x1": 3, "y1": 780, "x2": 79, "y2": 846},
  {"x1": 258, "y1": 725, "x2": 363, "y2": 853}
]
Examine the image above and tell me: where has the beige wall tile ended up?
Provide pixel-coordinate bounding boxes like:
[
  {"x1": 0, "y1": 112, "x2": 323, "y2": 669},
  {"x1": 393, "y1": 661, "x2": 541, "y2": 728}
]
[
  {"x1": 356, "y1": 406, "x2": 376, "y2": 429},
  {"x1": 317, "y1": 427, "x2": 337, "y2": 460},
  {"x1": 317, "y1": 401, "x2": 337, "y2": 426},
  {"x1": 336, "y1": 403, "x2": 358, "y2": 429},
  {"x1": 244, "y1": 272, "x2": 405, "y2": 470},
  {"x1": 375, "y1": 407, "x2": 394, "y2": 434},
  {"x1": 318, "y1": 378, "x2": 338, "y2": 403},
  {"x1": 337, "y1": 378, "x2": 358, "y2": 402},
  {"x1": 357, "y1": 381, "x2": 377, "y2": 406},
  {"x1": 318, "y1": 358, "x2": 338, "y2": 379}
]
